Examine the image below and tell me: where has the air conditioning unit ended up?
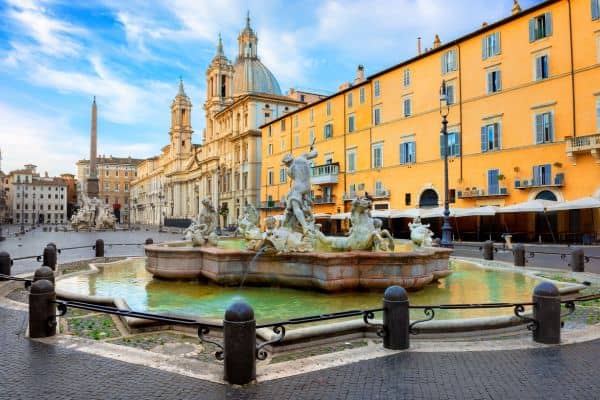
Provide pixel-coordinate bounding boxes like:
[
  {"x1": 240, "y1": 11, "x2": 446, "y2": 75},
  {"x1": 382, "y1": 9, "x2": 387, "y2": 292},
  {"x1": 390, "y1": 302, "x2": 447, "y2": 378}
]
[
  {"x1": 514, "y1": 180, "x2": 521, "y2": 188},
  {"x1": 457, "y1": 191, "x2": 463, "y2": 198},
  {"x1": 500, "y1": 187, "x2": 508, "y2": 195},
  {"x1": 521, "y1": 179, "x2": 530, "y2": 187},
  {"x1": 477, "y1": 188, "x2": 485, "y2": 196}
]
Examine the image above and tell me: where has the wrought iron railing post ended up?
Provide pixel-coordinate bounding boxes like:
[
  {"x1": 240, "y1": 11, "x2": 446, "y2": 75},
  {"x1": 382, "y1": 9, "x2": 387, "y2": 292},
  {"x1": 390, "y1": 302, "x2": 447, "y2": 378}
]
[
  {"x1": 145, "y1": 238, "x2": 154, "y2": 245},
  {"x1": 570, "y1": 247, "x2": 584, "y2": 272},
  {"x1": 513, "y1": 243, "x2": 525, "y2": 266},
  {"x1": 483, "y1": 240, "x2": 494, "y2": 260},
  {"x1": 532, "y1": 282, "x2": 561, "y2": 344},
  {"x1": 29, "y1": 280, "x2": 57, "y2": 339},
  {"x1": 95, "y1": 239, "x2": 104, "y2": 257},
  {"x1": 223, "y1": 300, "x2": 256, "y2": 385},
  {"x1": 33, "y1": 266, "x2": 55, "y2": 286},
  {"x1": 0, "y1": 251, "x2": 12, "y2": 280},
  {"x1": 383, "y1": 286, "x2": 410, "y2": 350}
]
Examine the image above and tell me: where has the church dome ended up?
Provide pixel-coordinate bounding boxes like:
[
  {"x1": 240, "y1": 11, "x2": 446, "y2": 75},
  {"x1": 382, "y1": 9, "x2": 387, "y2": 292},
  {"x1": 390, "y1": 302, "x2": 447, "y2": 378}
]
[
  {"x1": 233, "y1": 58, "x2": 282, "y2": 96},
  {"x1": 232, "y1": 13, "x2": 282, "y2": 97}
]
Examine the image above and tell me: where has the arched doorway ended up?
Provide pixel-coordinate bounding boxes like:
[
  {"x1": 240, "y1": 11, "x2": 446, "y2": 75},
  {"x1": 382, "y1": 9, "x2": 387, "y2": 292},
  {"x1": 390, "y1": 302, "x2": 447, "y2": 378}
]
[
  {"x1": 535, "y1": 190, "x2": 557, "y2": 201},
  {"x1": 535, "y1": 190, "x2": 558, "y2": 242},
  {"x1": 419, "y1": 189, "x2": 439, "y2": 208}
]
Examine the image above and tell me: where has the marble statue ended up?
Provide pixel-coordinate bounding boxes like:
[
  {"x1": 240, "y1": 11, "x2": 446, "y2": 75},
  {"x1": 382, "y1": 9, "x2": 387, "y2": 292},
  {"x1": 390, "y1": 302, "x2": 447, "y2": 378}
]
[
  {"x1": 409, "y1": 216, "x2": 434, "y2": 247},
  {"x1": 237, "y1": 204, "x2": 263, "y2": 251},
  {"x1": 185, "y1": 198, "x2": 218, "y2": 247},
  {"x1": 70, "y1": 194, "x2": 115, "y2": 231},
  {"x1": 316, "y1": 197, "x2": 392, "y2": 251}
]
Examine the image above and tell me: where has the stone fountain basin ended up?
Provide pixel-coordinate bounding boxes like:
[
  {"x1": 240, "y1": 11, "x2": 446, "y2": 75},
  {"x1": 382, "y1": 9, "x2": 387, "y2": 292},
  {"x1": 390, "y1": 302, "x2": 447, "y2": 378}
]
[{"x1": 144, "y1": 241, "x2": 452, "y2": 291}]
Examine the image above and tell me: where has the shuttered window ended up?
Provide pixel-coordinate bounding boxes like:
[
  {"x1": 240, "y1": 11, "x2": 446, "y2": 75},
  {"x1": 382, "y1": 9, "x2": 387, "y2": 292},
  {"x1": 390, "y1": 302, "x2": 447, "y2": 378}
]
[
  {"x1": 441, "y1": 49, "x2": 457, "y2": 74},
  {"x1": 535, "y1": 112, "x2": 554, "y2": 144},
  {"x1": 487, "y1": 70, "x2": 502, "y2": 93},
  {"x1": 535, "y1": 55, "x2": 549, "y2": 80},
  {"x1": 440, "y1": 132, "x2": 460, "y2": 158},
  {"x1": 487, "y1": 169, "x2": 500, "y2": 195},
  {"x1": 533, "y1": 164, "x2": 552, "y2": 186},
  {"x1": 482, "y1": 32, "x2": 501, "y2": 59},
  {"x1": 592, "y1": 0, "x2": 600, "y2": 20},
  {"x1": 400, "y1": 142, "x2": 416, "y2": 164},
  {"x1": 529, "y1": 12, "x2": 552, "y2": 42},
  {"x1": 323, "y1": 123, "x2": 333, "y2": 139},
  {"x1": 480, "y1": 123, "x2": 501, "y2": 152},
  {"x1": 347, "y1": 149, "x2": 357, "y2": 172},
  {"x1": 403, "y1": 98, "x2": 412, "y2": 117}
]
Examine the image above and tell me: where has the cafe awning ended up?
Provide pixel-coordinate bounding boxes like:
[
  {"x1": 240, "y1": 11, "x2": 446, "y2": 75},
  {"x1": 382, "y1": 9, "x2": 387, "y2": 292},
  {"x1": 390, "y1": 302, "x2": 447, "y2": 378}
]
[
  {"x1": 545, "y1": 197, "x2": 600, "y2": 212},
  {"x1": 496, "y1": 199, "x2": 557, "y2": 213}
]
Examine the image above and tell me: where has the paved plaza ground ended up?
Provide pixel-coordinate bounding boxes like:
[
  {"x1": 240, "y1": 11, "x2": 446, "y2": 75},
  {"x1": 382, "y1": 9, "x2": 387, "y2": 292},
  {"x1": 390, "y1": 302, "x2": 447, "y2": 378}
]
[{"x1": 1, "y1": 227, "x2": 599, "y2": 399}]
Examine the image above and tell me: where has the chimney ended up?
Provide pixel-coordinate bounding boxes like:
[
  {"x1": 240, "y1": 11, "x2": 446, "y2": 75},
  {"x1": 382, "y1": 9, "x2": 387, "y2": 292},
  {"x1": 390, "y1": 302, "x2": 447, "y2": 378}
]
[
  {"x1": 482, "y1": 21, "x2": 488, "y2": 27},
  {"x1": 417, "y1": 37, "x2": 422, "y2": 55},
  {"x1": 433, "y1": 34, "x2": 441, "y2": 49},
  {"x1": 354, "y1": 64, "x2": 365, "y2": 84},
  {"x1": 338, "y1": 82, "x2": 351, "y2": 91},
  {"x1": 511, "y1": 0, "x2": 522, "y2": 15}
]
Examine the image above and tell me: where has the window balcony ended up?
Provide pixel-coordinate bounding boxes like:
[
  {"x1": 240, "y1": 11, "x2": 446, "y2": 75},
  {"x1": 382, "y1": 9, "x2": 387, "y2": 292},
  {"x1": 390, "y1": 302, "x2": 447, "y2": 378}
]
[
  {"x1": 257, "y1": 200, "x2": 285, "y2": 210},
  {"x1": 372, "y1": 188, "x2": 390, "y2": 199},
  {"x1": 514, "y1": 174, "x2": 564, "y2": 189},
  {"x1": 312, "y1": 195, "x2": 336, "y2": 205},
  {"x1": 458, "y1": 187, "x2": 508, "y2": 199},
  {"x1": 566, "y1": 133, "x2": 600, "y2": 164},
  {"x1": 343, "y1": 192, "x2": 358, "y2": 201},
  {"x1": 310, "y1": 162, "x2": 339, "y2": 185}
]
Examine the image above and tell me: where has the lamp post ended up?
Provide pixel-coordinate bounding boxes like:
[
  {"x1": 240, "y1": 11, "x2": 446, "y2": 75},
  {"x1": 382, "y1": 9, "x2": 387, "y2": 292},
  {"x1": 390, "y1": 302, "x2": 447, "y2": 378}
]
[
  {"x1": 158, "y1": 185, "x2": 165, "y2": 232},
  {"x1": 32, "y1": 192, "x2": 36, "y2": 229},
  {"x1": 20, "y1": 181, "x2": 25, "y2": 234},
  {"x1": 216, "y1": 165, "x2": 222, "y2": 235},
  {"x1": 439, "y1": 80, "x2": 453, "y2": 248}
]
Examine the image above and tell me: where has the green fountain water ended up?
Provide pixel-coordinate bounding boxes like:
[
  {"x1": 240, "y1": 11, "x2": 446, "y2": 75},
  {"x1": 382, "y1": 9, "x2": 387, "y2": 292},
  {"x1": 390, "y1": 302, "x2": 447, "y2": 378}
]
[{"x1": 57, "y1": 258, "x2": 551, "y2": 322}]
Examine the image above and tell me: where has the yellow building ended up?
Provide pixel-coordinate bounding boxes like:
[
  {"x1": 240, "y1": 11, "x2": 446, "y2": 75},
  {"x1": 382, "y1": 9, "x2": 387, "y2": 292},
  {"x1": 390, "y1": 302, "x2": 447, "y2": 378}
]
[{"x1": 260, "y1": 0, "x2": 600, "y2": 241}]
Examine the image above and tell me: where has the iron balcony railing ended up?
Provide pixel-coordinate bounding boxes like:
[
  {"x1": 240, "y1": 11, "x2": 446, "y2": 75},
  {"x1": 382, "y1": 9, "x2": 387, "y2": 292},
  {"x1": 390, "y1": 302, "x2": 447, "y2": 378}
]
[
  {"x1": 514, "y1": 173, "x2": 564, "y2": 189},
  {"x1": 310, "y1": 162, "x2": 339, "y2": 185},
  {"x1": 258, "y1": 200, "x2": 285, "y2": 210},
  {"x1": 312, "y1": 195, "x2": 336, "y2": 204}
]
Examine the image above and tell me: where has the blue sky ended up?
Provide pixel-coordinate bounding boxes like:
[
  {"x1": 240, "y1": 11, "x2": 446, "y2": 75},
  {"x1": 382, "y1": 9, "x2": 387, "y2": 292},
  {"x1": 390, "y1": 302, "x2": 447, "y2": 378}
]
[{"x1": 0, "y1": 0, "x2": 542, "y2": 176}]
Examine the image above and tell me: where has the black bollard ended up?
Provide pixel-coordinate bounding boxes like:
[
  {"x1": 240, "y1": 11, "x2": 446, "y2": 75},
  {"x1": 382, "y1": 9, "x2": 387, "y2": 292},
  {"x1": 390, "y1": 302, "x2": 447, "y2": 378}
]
[
  {"x1": 513, "y1": 243, "x2": 526, "y2": 267},
  {"x1": 570, "y1": 247, "x2": 584, "y2": 272},
  {"x1": 383, "y1": 286, "x2": 410, "y2": 350},
  {"x1": 145, "y1": 238, "x2": 154, "y2": 245},
  {"x1": 29, "y1": 279, "x2": 57, "y2": 339},
  {"x1": 532, "y1": 282, "x2": 561, "y2": 344},
  {"x1": 95, "y1": 239, "x2": 104, "y2": 257},
  {"x1": 42, "y1": 245, "x2": 57, "y2": 271},
  {"x1": 483, "y1": 240, "x2": 494, "y2": 260},
  {"x1": 223, "y1": 300, "x2": 256, "y2": 385},
  {"x1": 0, "y1": 251, "x2": 12, "y2": 279},
  {"x1": 33, "y1": 266, "x2": 55, "y2": 286}
]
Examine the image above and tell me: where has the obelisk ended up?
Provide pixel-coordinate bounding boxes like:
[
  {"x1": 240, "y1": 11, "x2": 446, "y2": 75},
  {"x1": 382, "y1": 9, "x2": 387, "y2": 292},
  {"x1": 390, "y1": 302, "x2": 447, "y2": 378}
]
[{"x1": 87, "y1": 96, "x2": 99, "y2": 199}]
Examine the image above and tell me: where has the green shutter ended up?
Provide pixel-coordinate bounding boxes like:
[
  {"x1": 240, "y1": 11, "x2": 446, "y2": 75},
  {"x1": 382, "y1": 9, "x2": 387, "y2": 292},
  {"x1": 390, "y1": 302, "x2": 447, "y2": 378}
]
[
  {"x1": 545, "y1": 12, "x2": 552, "y2": 36},
  {"x1": 593, "y1": 0, "x2": 600, "y2": 20},
  {"x1": 495, "y1": 32, "x2": 501, "y2": 55},
  {"x1": 529, "y1": 18, "x2": 535, "y2": 42},
  {"x1": 481, "y1": 126, "x2": 488, "y2": 152},
  {"x1": 482, "y1": 36, "x2": 488, "y2": 60},
  {"x1": 535, "y1": 114, "x2": 544, "y2": 143},
  {"x1": 548, "y1": 112, "x2": 554, "y2": 142}
]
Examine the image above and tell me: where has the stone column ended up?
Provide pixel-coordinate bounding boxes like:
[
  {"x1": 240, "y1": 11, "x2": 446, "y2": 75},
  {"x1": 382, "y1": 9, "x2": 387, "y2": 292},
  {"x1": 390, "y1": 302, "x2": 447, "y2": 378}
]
[{"x1": 87, "y1": 97, "x2": 99, "y2": 199}]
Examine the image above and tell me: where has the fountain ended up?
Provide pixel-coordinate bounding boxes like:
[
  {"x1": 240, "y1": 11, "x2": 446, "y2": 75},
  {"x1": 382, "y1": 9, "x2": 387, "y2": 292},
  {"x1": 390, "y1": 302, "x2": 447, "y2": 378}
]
[
  {"x1": 70, "y1": 193, "x2": 116, "y2": 232},
  {"x1": 145, "y1": 144, "x2": 452, "y2": 291}
]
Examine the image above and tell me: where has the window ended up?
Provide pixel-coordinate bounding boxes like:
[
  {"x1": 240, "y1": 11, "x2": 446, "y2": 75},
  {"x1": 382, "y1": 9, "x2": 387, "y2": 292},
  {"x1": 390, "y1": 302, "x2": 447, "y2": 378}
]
[
  {"x1": 441, "y1": 49, "x2": 457, "y2": 74},
  {"x1": 324, "y1": 123, "x2": 333, "y2": 139},
  {"x1": 594, "y1": 0, "x2": 600, "y2": 20},
  {"x1": 482, "y1": 32, "x2": 501, "y2": 59},
  {"x1": 115, "y1": 169, "x2": 119, "y2": 177},
  {"x1": 535, "y1": 112, "x2": 554, "y2": 143},
  {"x1": 373, "y1": 107, "x2": 381, "y2": 125},
  {"x1": 280, "y1": 138, "x2": 285, "y2": 150},
  {"x1": 346, "y1": 148, "x2": 357, "y2": 173},
  {"x1": 268, "y1": 143, "x2": 273, "y2": 155},
  {"x1": 268, "y1": 126, "x2": 272, "y2": 137},
  {"x1": 125, "y1": 183, "x2": 129, "y2": 191},
  {"x1": 533, "y1": 164, "x2": 552, "y2": 185},
  {"x1": 267, "y1": 169, "x2": 274, "y2": 185},
  {"x1": 487, "y1": 169, "x2": 500, "y2": 195},
  {"x1": 400, "y1": 141, "x2": 416, "y2": 164},
  {"x1": 125, "y1": 170, "x2": 128, "y2": 177},
  {"x1": 372, "y1": 143, "x2": 383, "y2": 168},
  {"x1": 374, "y1": 80, "x2": 381, "y2": 97},
  {"x1": 294, "y1": 115, "x2": 299, "y2": 128},
  {"x1": 529, "y1": 12, "x2": 552, "y2": 41},
  {"x1": 535, "y1": 54, "x2": 549, "y2": 80},
  {"x1": 481, "y1": 123, "x2": 501, "y2": 152},
  {"x1": 348, "y1": 115, "x2": 355, "y2": 133},
  {"x1": 487, "y1": 70, "x2": 502, "y2": 93},
  {"x1": 349, "y1": 183, "x2": 356, "y2": 196},
  {"x1": 115, "y1": 183, "x2": 119, "y2": 191},
  {"x1": 446, "y1": 82, "x2": 455, "y2": 105},
  {"x1": 347, "y1": 92, "x2": 353, "y2": 108},
  {"x1": 403, "y1": 69, "x2": 410, "y2": 87},
  {"x1": 326, "y1": 100, "x2": 332, "y2": 116},
  {"x1": 105, "y1": 169, "x2": 109, "y2": 177},
  {"x1": 309, "y1": 127, "x2": 315, "y2": 144},
  {"x1": 403, "y1": 98, "x2": 412, "y2": 117},
  {"x1": 309, "y1": 108, "x2": 314, "y2": 122},
  {"x1": 279, "y1": 168, "x2": 287, "y2": 183},
  {"x1": 294, "y1": 133, "x2": 300, "y2": 147},
  {"x1": 281, "y1": 119, "x2": 286, "y2": 131},
  {"x1": 440, "y1": 131, "x2": 460, "y2": 157},
  {"x1": 104, "y1": 182, "x2": 110, "y2": 191},
  {"x1": 359, "y1": 87, "x2": 366, "y2": 104},
  {"x1": 405, "y1": 193, "x2": 411, "y2": 206}
]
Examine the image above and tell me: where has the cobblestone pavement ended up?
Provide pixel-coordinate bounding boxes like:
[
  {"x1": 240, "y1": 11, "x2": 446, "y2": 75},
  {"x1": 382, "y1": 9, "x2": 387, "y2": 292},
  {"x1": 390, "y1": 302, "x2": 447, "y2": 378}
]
[
  {"x1": 2, "y1": 230, "x2": 600, "y2": 399},
  {"x1": 1, "y1": 306, "x2": 599, "y2": 400}
]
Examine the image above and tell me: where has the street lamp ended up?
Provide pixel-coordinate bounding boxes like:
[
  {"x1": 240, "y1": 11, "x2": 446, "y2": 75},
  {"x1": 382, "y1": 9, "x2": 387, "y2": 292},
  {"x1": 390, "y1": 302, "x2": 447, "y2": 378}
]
[
  {"x1": 216, "y1": 165, "x2": 222, "y2": 235},
  {"x1": 439, "y1": 80, "x2": 453, "y2": 248},
  {"x1": 20, "y1": 181, "x2": 25, "y2": 234},
  {"x1": 158, "y1": 185, "x2": 165, "y2": 232},
  {"x1": 32, "y1": 192, "x2": 36, "y2": 229}
]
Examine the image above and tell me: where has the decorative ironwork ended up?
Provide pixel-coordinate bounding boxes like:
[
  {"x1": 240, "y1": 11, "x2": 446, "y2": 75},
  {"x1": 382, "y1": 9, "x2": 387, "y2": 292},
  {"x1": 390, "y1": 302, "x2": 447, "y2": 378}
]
[
  {"x1": 0, "y1": 273, "x2": 32, "y2": 289},
  {"x1": 362, "y1": 310, "x2": 385, "y2": 337},
  {"x1": 409, "y1": 307, "x2": 435, "y2": 334},
  {"x1": 198, "y1": 326, "x2": 224, "y2": 361},
  {"x1": 256, "y1": 325, "x2": 285, "y2": 360},
  {"x1": 513, "y1": 304, "x2": 538, "y2": 331},
  {"x1": 56, "y1": 302, "x2": 68, "y2": 316}
]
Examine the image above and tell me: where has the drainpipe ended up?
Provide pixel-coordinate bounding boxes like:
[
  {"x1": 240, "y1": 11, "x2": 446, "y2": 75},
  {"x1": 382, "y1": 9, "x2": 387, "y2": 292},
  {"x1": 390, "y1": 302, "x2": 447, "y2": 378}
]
[
  {"x1": 457, "y1": 42, "x2": 464, "y2": 182},
  {"x1": 567, "y1": 0, "x2": 576, "y2": 137}
]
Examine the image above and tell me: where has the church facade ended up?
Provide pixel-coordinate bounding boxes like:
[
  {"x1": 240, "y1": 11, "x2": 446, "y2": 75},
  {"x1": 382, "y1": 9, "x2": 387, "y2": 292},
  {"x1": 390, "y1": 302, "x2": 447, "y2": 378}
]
[{"x1": 131, "y1": 16, "x2": 319, "y2": 227}]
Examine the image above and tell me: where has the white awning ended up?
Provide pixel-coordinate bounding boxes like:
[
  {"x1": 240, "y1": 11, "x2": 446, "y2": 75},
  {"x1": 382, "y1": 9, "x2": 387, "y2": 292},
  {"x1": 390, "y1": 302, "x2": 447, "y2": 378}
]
[
  {"x1": 457, "y1": 205, "x2": 499, "y2": 217},
  {"x1": 330, "y1": 212, "x2": 351, "y2": 220},
  {"x1": 313, "y1": 213, "x2": 332, "y2": 219},
  {"x1": 546, "y1": 197, "x2": 600, "y2": 212},
  {"x1": 497, "y1": 199, "x2": 557, "y2": 213}
]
